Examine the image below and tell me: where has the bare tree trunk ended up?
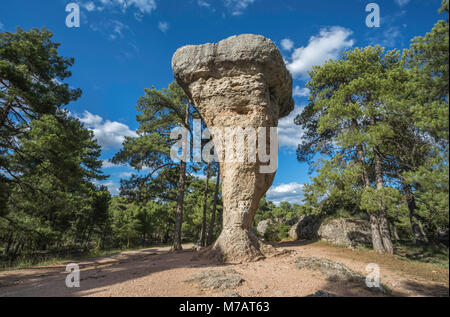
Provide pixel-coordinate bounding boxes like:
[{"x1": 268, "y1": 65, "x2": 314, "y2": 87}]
[
  {"x1": 369, "y1": 212, "x2": 385, "y2": 252},
  {"x1": 355, "y1": 136, "x2": 385, "y2": 254},
  {"x1": 373, "y1": 144, "x2": 394, "y2": 254},
  {"x1": 207, "y1": 167, "x2": 220, "y2": 246},
  {"x1": 392, "y1": 224, "x2": 400, "y2": 241},
  {"x1": 403, "y1": 182, "x2": 428, "y2": 243},
  {"x1": 199, "y1": 163, "x2": 211, "y2": 247},
  {"x1": 172, "y1": 103, "x2": 189, "y2": 251}
]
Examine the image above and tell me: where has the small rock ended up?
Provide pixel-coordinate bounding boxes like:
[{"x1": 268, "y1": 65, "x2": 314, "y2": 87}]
[
  {"x1": 306, "y1": 290, "x2": 338, "y2": 297},
  {"x1": 228, "y1": 291, "x2": 240, "y2": 297},
  {"x1": 275, "y1": 290, "x2": 285, "y2": 296},
  {"x1": 248, "y1": 289, "x2": 258, "y2": 296}
]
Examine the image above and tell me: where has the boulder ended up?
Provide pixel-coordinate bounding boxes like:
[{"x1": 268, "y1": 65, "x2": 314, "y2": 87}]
[
  {"x1": 289, "y1": 217, "x2": 372, "y2": 248},
  {"x1": 318, "y1": 218, "x2": 372, "y2": 248},
  {"x1": 256, "y1": 220, "x2": 271, "y2": 236},
  {"x1": 257, "y1": 218, "x2": 298, "y2": 236},
  {"x1": 288, "y1": 215, "x2": 322, "y2": 240}
]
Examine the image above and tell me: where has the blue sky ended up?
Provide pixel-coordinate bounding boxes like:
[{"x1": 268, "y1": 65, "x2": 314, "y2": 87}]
[{"x1": 0, "y1": 0, "x2": 443, "y2": 204}]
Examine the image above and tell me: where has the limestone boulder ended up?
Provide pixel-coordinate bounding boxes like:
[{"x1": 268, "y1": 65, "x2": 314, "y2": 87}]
[
  {"x1": 257, "y1": 218, "x2": 297, "y2": 237},
  {"x1": 288, "y1": 215, "x2": 322, "y2": 240},
  {"x1": 318, "y1": 218, "x2": 372, "y2": 248},
  {"x1": 289, "y1": 217, "x2": 372, "y2": 248}
]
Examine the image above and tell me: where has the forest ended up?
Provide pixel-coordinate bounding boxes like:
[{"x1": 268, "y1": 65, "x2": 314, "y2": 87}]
[{"x1": 0, "y1": 1, "x2": 448, "y2": 269}]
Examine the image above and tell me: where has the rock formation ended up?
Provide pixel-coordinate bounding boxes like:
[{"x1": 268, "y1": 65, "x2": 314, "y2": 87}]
[
  {"x1": 289, "y1": 217, "x2": 372, "y2": 248},
  {"x1": 318, "y1": 218, "x2": 372, "y2": 248},
  {"x1": 172, "y1": 34, "x2": 294, "y2": 262}
]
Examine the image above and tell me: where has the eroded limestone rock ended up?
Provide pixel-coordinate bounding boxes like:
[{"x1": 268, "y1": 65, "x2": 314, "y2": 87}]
[
  {"x1": 184, "y1": 268, "x2": 243, "y2": 290},
  {"x1": 172, "y1": 34, "x2": 294, "y2": 263}
]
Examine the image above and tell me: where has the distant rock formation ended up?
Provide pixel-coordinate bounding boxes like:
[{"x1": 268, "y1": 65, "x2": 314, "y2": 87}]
[{"x1": 289, "y1": 217, "x2": 372, "y2": 248}]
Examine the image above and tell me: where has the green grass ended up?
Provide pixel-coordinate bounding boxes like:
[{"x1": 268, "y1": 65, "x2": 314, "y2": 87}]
[{"x1": 393, "y1": 241, "x2": 449, "y2": 268}]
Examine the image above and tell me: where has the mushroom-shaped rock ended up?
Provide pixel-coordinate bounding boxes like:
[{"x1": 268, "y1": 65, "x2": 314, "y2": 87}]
[{"x1": 172, "y1": 34, "x2": 294, "y2": 263}]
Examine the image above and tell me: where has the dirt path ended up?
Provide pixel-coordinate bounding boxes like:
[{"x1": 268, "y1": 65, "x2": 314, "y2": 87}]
[{"x1": 0, "y1": 241, "x2": 448, "y2": 297}]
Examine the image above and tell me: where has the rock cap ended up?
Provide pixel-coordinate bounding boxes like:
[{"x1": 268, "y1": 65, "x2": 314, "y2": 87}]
[{"x1": 172, "y1": 34, "x2": 294, "y2": 118}]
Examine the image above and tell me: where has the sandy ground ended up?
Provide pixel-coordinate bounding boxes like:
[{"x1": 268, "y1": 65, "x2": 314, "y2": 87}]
[{"x1": 0, "y1": 241, "x2": 448, "y2": 297}]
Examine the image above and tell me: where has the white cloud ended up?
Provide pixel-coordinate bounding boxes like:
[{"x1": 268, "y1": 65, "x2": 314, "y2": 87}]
[
  {"x1": 158, "y1": 21, "x2": 169, "y2": 33},
  {"x1": 224, "y1": 0, "x2": 255, "y2": 15},
  {"x1": 267, "y1": 182, "x2": 305, "y2": 205},
  {"x1": 190, "y1": 173, "x2": 207, "y2": 180},
  {"x1": 102, "y1": 181, "x2": 120, "y2": 195},
  {"x1": 78, "y1": 111, "x2": 103, "y2": 126},
  {"x1": 90, "y1": 19, "x2": 129, "y2": 40},
  {"x1": 280, "y1": 38, "x2": 294, "y2": 51},
  {"x1": 77, "y1": 111, "x2": 137, "y2": 149},
  {"x1": 293, "y1": 86, "x2": 309, "y2": 98},
  {"x1": 197, "y1": 0, "x2": 211, "y2": 7},
  {"x1": 102, "y1": 160, "x2": 122, "y2": 168},
  {"x1": 0, "y1": 21, "x2": 4, "y2": 30},
  {"x1": 119, "y1": 171, "x2": 134, "y2": 178},
  {"x1": 111, "y1": 20, "x2": 127, "y2": 39},
  {"x1": 96, "y1": 0, "x2": 156, "y2": 14},
  {"x1": 380, "y1": 26, "x2": 402, "y2": 47},
  {"x1": 394, "y1": 0, "x2": 410, "y2": 7},
  {"x1": 278, "y1": 106, "x2": 304, "y2": 149},
  {"x1": 82, "y1": 1, "x2": 96, "y2": 11},
  {"x1": 286, "y1": 26, "x2": 354, "y2": 78}
]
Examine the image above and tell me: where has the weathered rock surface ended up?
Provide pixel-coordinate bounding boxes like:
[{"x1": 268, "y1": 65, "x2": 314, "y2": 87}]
[
  {"x1": 296, "y1": 257, "x2": 363, "y2": 282},
  {"x1": 256, "y1": 218, "x2": 297, "y2": 236},
  {"x1": 256, "y1": 220, "x2": 271, "y2": 236},
  {"x1": 172, "y1": 34, "x2": 294, "y2": 263},
  {"x1": 289, "y1": 217, "x2": 372, "y2": 248},
  {"x1": 295, "y1": 257, "x2": 389, "y2": 295},
  {"x1": 318, "y1": 218, "x2": 372, "y2": 248},
  {"x1": 288, "y1": 215, "x2": 322, "y2": 240},
  {"x1": 184, "y1": 268, "x2": 243, "y2": 290}
]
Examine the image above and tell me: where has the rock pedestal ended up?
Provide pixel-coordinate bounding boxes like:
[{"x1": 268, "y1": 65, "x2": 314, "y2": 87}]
[{"x1": 172, "y1": 34, "x2": 293, "y2": 262}]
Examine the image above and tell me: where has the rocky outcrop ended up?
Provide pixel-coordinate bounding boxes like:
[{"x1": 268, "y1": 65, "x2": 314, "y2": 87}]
[
  {"x1": 257, "y1": 218, "x2": 297, "y2": 236},
  {"x1": 172, "y1": 34, "x2": 294, "y2": 263},
  {"x1": 295, "y1": 257, "x2": 389, "y2": 295},
  {"x1": 318, "y1": 218, "x2": 372, "y2": 248},
  {"x1": 184, "y1": 269, "x2": 243, "y2": 290},
  {"x1": 256, "y1": 220, "x2": 271, "y2": 236},
  {"x1": 288, "y1": 215, "x2": 322, "y2": 240},
  {"x1": 289, "y1": 217, "x2": 372, "y2": 248}
]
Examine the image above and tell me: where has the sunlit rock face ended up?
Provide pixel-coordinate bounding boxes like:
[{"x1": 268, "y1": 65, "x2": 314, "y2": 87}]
[{"x1": 172, "y1": 34, "x2": 294, "y2": 263}]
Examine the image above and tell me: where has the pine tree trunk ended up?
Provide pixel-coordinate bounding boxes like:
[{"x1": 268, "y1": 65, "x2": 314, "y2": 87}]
[
  {"x1": 369, "y1": 212, "x2": 385, "y2": 253},
  {"x1": 207, "y1": 167, "x2": 220, "y2": 246},
  {"x1": 4, "y1": 233, "x2": 13, "y2": 255},
  {"x1": 172, "y1": 103, "x2": 189, "y2": 251},
  {"x1": 403, "y1": 182, "x2": 428, "y2": 243},
  {"x1": 355, "y1": 139, "x2": 385, "y2": 253},
  {"x1": 392, "y1": 224, "x2": 400, "y2": 241},
  {"x1": 373, "y1": 144, "x2": 394, "y2": 254},
  {"x1": 199, "y1": 163, "x2": 211, "y2": 247}
]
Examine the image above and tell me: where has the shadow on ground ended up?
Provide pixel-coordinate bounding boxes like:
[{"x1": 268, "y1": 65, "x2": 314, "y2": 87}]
[{"x1": 0, "y1": 246, "x2": 224, "y2": 297}]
